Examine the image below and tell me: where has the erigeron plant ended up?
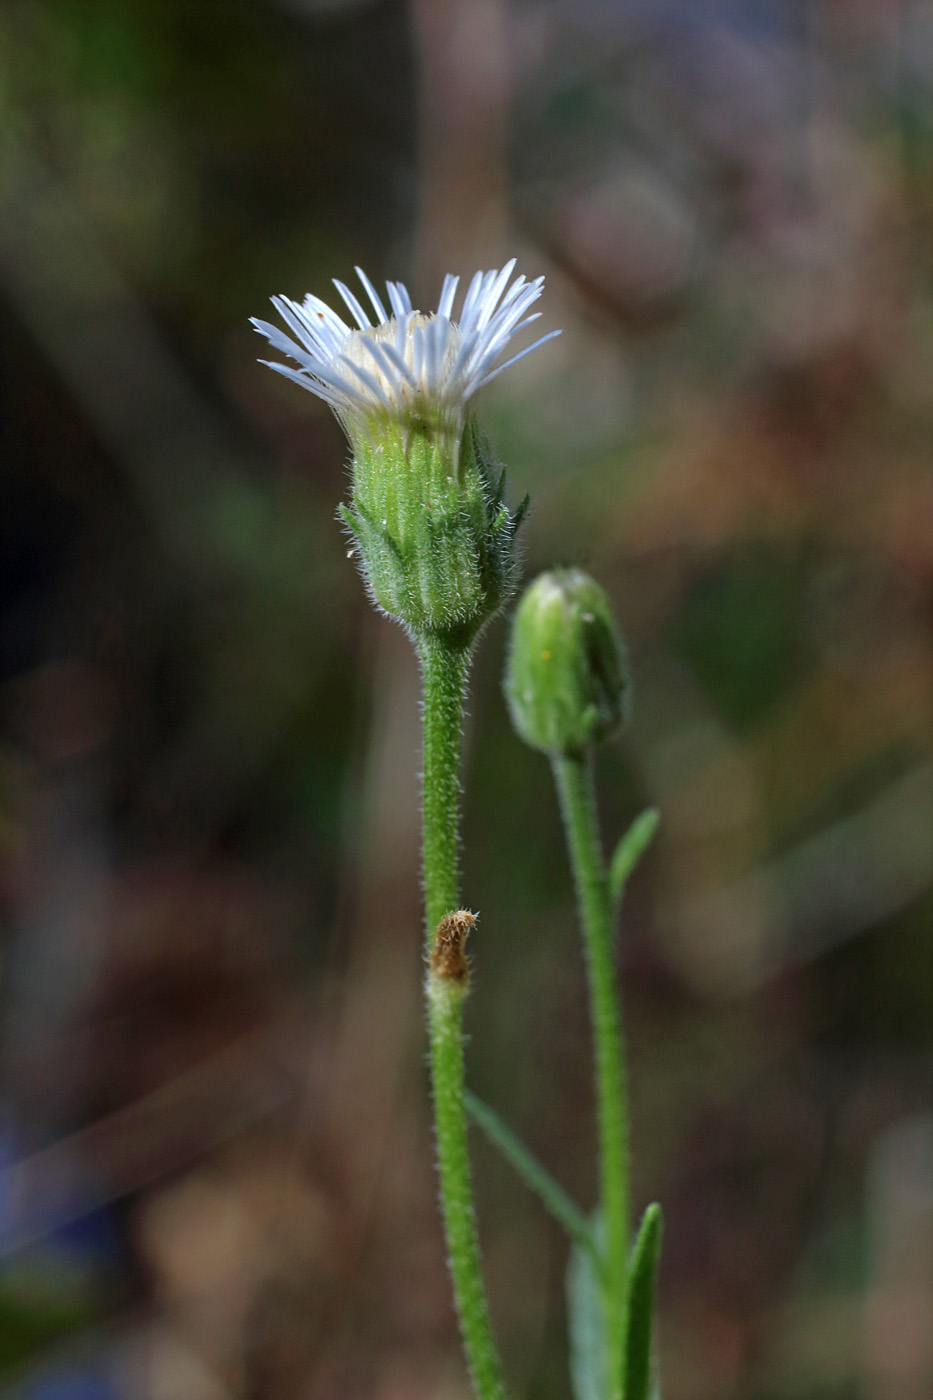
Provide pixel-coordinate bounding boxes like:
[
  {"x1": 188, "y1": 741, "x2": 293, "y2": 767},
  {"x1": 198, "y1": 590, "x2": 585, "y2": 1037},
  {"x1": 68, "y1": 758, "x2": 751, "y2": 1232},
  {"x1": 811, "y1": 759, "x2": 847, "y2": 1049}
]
[{"x1": 253, "y1": 263, "x2": 660, "y2": 1400}]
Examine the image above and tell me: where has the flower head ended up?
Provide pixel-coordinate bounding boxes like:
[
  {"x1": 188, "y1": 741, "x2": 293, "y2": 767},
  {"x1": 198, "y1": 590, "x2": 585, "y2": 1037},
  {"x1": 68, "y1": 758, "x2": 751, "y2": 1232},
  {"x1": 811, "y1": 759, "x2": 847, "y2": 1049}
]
[
  {"x1": 250, "y1": 260, "x2": 557, "y2": 644},
  {"x1": 250, "y1": 259, "x2": 559, "y2": 446}
]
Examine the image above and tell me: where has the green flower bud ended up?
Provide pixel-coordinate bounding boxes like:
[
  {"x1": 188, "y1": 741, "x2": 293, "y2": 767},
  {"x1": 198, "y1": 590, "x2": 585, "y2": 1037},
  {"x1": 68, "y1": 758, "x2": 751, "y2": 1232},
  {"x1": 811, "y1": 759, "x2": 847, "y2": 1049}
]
[
  {"x1": 504, "y1": 568, "x2": 631, "y2": 755},
  {"x1": 340, "y1": 415, "x2": 528, "y2": 646}
]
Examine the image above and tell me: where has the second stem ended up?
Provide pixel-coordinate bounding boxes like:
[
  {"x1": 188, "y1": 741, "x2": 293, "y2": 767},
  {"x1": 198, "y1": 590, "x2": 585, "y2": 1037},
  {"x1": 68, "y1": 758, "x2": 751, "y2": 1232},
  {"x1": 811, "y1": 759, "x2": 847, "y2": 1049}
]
[{"x1": 553, "y1": 751, "x2": 630, "y2": 1395}]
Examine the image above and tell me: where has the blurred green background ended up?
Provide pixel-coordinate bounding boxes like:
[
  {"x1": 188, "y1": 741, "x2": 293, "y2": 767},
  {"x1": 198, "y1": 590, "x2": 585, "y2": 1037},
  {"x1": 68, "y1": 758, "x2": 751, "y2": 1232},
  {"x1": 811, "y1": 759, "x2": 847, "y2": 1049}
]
[{"x1": 0, "y1": 1, "x2": 930, "y2": 1397}]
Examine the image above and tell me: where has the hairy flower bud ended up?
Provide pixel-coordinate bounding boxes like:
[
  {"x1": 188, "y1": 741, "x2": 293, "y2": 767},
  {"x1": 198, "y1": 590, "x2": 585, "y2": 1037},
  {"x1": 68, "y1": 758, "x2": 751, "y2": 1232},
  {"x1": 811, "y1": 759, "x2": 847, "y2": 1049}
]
[{"x1": 504, "y1": 568, "x2": 631, "y2": 755}]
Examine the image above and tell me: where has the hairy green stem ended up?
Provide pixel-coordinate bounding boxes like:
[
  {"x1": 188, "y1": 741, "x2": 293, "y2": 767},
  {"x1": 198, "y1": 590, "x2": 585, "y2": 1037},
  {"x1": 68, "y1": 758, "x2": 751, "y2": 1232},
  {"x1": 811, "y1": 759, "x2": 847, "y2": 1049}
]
[
  {"x1": 552, "y1": 752, "x2": 629, "y2": 1399},
  {"x1": 420, "y1": 637, "x2": 470, "y2": 932},
  {"x1": 419, "y1": 634, "x2": 508, "y2": 1400}
]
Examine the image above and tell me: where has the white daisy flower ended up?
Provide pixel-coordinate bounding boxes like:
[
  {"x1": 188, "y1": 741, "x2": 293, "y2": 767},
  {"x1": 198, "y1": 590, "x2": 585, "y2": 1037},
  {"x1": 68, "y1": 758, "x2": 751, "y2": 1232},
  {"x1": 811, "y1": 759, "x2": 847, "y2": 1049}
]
[{"x1": 251, "y1": 258, "x2": 559, "y2": 438}]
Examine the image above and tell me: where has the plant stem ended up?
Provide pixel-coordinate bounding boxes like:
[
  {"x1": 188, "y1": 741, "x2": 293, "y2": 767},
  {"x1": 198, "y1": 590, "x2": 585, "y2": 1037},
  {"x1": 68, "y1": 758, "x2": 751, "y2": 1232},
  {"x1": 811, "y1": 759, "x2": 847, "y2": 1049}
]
[
  {"x1": 552, "y1": 752, "x2": 629, "y2": 1399},
  {"x1": 419, "y1": 633, "x2": 508, "y2": 1400},
  {"x1": 420, "y1": 636, "x2": 470, "y2": 932}
]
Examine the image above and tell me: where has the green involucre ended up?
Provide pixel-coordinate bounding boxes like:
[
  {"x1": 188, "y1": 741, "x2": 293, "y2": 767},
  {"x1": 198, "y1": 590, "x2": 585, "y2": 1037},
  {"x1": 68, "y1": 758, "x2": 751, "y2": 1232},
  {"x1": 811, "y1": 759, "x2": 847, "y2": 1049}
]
[{"x1": 341, "y1": 415, "x2": 527, "y2": 646}]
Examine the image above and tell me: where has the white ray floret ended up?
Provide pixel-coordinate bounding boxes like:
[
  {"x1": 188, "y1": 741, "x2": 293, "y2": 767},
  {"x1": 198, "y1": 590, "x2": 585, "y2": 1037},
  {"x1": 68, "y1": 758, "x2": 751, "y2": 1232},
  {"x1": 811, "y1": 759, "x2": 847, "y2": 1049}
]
[{"x1": 251, "y1": 259, "x2": 560, "y2": 430}]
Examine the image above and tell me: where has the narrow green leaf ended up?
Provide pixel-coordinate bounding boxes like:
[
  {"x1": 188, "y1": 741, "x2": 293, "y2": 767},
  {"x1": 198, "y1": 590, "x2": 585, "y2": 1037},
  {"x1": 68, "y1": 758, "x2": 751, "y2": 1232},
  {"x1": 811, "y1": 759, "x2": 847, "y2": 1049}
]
[
  {"x1": 609, "y1": 809, "x2": 660, "y2": 910},
  {"x1": 466, "y1": 1091, "x2": 598, "y2": 1266},
  {"x1": 567, "y1": 1212, "x2": 607, "y2": 1400},
  {"x1": 624, "y1": 1203, "x2": 663, "y2": 1400},
  {"x1": 512, "y1": 491, "x2": 531, "y2": 531},
  {"x1": 337, "y1": 501, "x2": 361, "y2": 536}
]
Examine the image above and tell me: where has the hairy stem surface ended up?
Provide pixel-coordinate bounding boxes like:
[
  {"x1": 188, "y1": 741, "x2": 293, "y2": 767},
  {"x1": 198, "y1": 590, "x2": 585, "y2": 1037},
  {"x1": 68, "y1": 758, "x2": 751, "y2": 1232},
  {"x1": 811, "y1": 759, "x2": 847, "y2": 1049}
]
[
  {"x1": 420, "y1": 637, "x2": 469, "y2": 932},
  {"x1": 419, "y1": 634, "x2": 507, "y2": 1400},
  {"x1": 553, "y1": 752, "x2": 630, "y2": 1398}
]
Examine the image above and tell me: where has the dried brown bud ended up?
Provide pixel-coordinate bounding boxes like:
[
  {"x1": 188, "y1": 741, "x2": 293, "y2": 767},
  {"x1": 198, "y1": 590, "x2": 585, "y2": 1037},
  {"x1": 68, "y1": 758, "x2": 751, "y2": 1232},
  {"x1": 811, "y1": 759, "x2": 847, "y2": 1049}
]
[{"x1": 430, "y1": 909, "x2": 476, "y2": 985}]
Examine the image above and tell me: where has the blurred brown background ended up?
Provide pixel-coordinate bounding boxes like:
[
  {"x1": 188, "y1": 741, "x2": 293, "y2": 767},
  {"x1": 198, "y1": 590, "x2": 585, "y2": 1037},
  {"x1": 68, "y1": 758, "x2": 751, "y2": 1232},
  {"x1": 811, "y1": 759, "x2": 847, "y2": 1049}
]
[{"x1": 0, "y1": 1, "x2": 930, "y2": 1397}]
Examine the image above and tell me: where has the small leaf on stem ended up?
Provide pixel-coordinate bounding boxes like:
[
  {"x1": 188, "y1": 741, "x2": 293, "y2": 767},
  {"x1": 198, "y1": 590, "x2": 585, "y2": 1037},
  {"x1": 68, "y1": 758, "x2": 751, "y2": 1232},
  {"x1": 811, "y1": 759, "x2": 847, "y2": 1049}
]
[
  {"x1": 624, "y1": 1203, "x2": 663, "y2": 1400},
  {"x1": 608, "y1": 809, "x2": 660, "y2": 910},
  {"x1": 567, "y1": 1212, "x2": 608, "y2": 1400},
  {"x1": 466, "y1": 1092, "x2": 598, "y2": 1267}
]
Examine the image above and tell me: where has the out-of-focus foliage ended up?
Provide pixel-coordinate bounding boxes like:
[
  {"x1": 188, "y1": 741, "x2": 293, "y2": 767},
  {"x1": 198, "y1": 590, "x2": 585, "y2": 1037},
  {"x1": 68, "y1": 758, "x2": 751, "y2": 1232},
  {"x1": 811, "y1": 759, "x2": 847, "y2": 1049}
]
[{"x1": 0, "y1": 1, "x2": 929, "y2": 1397}]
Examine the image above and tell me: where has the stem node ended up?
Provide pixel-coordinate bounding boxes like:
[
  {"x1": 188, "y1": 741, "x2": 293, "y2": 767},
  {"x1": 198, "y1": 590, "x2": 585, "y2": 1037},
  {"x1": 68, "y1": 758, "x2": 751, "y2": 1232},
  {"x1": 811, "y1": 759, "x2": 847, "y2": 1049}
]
[{"x1": 431, "y1": 908, "x2": 477, "y2": 987}]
